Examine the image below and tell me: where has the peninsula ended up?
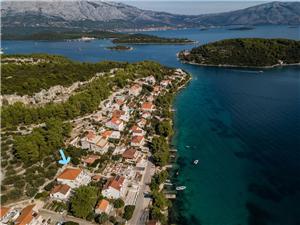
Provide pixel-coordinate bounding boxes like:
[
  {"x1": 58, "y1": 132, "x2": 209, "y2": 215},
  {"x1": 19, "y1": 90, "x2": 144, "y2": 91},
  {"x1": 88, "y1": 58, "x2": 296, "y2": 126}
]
[
  {"x1": 1, "y1": 54, "x2": 190, "y2": 225},
  {"x1": 178, "y1": 38, "x2": 300, "y2": 68}
]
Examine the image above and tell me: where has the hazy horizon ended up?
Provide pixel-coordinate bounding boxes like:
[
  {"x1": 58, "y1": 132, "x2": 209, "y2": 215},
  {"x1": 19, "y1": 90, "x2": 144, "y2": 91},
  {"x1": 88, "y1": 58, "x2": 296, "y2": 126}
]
[{"x1": 124, "y1": 1, "x2": 269, "y2": 14}]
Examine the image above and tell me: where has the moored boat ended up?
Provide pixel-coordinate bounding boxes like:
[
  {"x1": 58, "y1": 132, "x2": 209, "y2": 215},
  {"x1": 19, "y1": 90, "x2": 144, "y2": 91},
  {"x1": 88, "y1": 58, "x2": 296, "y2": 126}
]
[{"x1": 176, "y1": 186, "x2": 186, "y2": 191}]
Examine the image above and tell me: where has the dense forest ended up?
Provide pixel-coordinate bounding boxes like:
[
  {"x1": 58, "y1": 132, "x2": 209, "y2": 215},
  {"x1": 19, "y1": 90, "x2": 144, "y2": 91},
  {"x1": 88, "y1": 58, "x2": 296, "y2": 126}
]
[
  {"x1": 113, "y1": 33, "x2": 193, "y2": 44},
  {"x1": 178, "y1": 38, "x2": 300, "y2": 67},
  {"x1": 1, "y1": 57, "x2": 173, "y2": 128},
  {"x1": 1, "y1": 54, "x2": 127, "y2": 95}
]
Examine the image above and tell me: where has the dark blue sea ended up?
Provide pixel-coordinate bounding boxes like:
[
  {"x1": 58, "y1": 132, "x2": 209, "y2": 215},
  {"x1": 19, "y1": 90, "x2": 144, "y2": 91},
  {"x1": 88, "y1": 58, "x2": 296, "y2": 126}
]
[{"x1": 2, "y1": 25, "x2": 300, "y2": 225}]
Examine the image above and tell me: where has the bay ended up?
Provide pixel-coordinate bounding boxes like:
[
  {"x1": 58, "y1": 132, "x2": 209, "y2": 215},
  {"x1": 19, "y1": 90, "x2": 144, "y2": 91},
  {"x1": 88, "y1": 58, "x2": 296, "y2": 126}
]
[{"x1": 2, "y1": 25, "x2": 300, "y2": 225}]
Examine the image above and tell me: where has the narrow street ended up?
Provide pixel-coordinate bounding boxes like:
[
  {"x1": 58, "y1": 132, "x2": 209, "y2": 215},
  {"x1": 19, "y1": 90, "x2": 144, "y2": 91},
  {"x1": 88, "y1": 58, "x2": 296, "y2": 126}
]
[
  {"x1": 39, "y1": 209, "x2": 97, "y2": 225},
  {"x1": 129, "y1": 160, "x2": 155, "y2": 225}
]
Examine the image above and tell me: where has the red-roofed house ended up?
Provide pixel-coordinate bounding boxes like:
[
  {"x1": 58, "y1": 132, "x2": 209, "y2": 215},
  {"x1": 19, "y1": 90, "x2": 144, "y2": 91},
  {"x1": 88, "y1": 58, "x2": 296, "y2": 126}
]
[
  {"x1": 81, "y1": 131, "x2": 109, "y2": 154},
  {"x1": 137, "y1": 118, "x2": 147, "y2": 128},
  {"x1": 106, "y1": 117, "x2": 124, "y2": 131},
  {"x1": 130, "y1": 125, "x2": 145, "y2": 136},
  {"x1": 50, "y1": 184, "x2": 71, "y2": 201},
  {"x1": 102, "y1": 130, "x2": 121, "y2": 140},
  {"x1": 102, "y1": 176, "x2": 126, "y2": 199},
  {"x1": 82, "y1": 155, "x2": 100, "y2": 166},
  {"x1": 15, "y1": 205, "x2": 43, "y2": 225},
  {"x1": 141, "y1": 102, "x2": 155, "y2": 112},
  {"x1": 95, "y1": 199, "x2": 112, "y2": 214},
  {"x1": 122, "y1": 148, "x2": 139, "y2": 163},
  {"x1": 57, "y1": 168, "x2": 91, "y2": 188},
  {"x1": 131, "y1": 135, "x2": 145, "y2": 147},
  {"x1": 0, "y1": 207, "x2": 11, "y2": 222}
]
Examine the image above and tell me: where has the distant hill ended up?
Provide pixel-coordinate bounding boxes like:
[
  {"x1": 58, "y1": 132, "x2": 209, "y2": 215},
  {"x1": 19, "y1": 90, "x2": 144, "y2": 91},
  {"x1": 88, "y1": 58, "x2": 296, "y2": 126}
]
[
  {"x1": 1, "y1": 1, "x2": 300, "y2": 33},
  {"x1": 178, "y1": 38, "x2": 300, "y2": 68},
  {"x1": 189, "y1": 1, "x2": 300, "y2": 26}
]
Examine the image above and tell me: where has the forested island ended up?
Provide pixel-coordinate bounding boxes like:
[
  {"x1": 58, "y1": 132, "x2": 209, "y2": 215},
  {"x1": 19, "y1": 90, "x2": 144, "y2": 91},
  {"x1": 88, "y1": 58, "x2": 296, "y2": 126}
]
[
  {"x1": 106, "y1": 45, "x2": 133, "y2": 51},
  {"x1": 113, "y1": 33, "x2": 194, "y2": 44},
  {"x1": 178, "y1": 38, "x2": 300, "y2": 68},
  {"x1": 2, "y1": 30, "x2": 124, "y2": 41}
]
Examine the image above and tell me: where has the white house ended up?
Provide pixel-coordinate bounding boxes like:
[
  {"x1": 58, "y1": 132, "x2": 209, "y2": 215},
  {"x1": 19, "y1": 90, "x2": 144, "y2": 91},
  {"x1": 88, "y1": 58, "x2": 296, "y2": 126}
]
[
  {"x1": 102, "y1": 130, "x2": 121, "y2": 140},
  {"x1": 81, "y1": 131, "x2": 109, "y2": 154},
  {"x1": 102, "y1": 175, "x2": 126, "y2": 199},
  {"x1": 145, "y1": 76, "x2": 156, "y2": 85},
  {"x1": 106, "y1": 117, "x2": 124, "y2": 131},
  {"x1": 131, "y1": 135, "x2": 145, "y2": 147},
  {"x1": 57, "y1": 168, "x2": 91, "y2": 188},
  {"x1": 160, "y1": 79, "x2": 172, "y2": 87},
  {"x1": 129, "y1": 84, "x2": 142, "y2": 96},
  {"x1": 50, "y1": 184, "x2": 71, "y2": 201}
]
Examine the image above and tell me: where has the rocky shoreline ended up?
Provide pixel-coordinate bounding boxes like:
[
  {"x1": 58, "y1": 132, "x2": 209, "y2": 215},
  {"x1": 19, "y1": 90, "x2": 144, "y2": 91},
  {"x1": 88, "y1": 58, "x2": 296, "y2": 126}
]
[{"x1": 178, "y1": 55, "x2": 300, "y2": 69}]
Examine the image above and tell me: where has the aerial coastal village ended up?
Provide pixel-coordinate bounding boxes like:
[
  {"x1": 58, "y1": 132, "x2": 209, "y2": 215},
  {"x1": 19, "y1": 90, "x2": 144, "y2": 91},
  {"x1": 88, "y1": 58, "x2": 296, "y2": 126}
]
[{"x1": 1, "y1": 65, "x2": 189, "y2": 225}]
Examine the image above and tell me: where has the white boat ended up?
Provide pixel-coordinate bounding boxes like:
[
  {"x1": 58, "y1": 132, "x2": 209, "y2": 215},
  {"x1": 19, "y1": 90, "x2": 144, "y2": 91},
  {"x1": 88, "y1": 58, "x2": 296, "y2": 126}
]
[
  {"x1": 193, "y1": 160, "x2": 199, "y2": 165},
  {"x1": 185, "y1": 145, "x2": 190, "y2": 149},
  {"x1": 176, "y1": 186, "x2": 186, "y2": 191}
]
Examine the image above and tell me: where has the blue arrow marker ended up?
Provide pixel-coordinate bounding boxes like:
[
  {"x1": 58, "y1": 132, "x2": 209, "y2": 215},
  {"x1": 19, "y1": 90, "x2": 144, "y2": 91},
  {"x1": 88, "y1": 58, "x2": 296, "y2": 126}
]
[{"x1": 58, "y1": 148, "x2": 71, "y2": 165}]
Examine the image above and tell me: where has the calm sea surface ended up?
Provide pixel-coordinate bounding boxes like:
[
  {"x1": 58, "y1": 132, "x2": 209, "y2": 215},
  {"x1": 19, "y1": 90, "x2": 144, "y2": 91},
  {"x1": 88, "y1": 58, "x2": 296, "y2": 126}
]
[{"x1": 2, "y1": 25, "x2": 300, "y2": 225}]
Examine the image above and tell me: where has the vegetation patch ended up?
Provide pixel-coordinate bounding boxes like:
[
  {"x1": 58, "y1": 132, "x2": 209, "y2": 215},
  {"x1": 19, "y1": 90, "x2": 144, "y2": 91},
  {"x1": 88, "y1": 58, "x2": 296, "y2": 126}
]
[{"x1": 178, "y1": 38, "x2": 300, "y2": 67}]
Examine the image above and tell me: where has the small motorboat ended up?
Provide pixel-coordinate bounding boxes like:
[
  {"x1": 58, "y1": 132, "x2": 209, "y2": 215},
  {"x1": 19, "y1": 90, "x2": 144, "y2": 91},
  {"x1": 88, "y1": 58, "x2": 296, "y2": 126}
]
[
  {"x1": 193, "y1": 160, "x2": 199, "y2": 165},
  {"x1": 176, "y1": 186, "x2": 186, "y2": 191},
  {"x1": 185, "y1": 145, "x2": 190, "y2": 149}
]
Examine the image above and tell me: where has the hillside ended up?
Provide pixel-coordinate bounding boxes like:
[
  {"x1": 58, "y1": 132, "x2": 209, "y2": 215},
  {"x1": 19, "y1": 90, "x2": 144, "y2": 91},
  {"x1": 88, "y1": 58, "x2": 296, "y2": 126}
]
[
  {"x1": 178, "y1": 38, "x2": 300, "y2": 67},
  {"x1": 1, "y1": 1, "x2": 300, "y2": 33},
  {"x1": 189, "y1": 1, "x2": 300, "y2": 26}
]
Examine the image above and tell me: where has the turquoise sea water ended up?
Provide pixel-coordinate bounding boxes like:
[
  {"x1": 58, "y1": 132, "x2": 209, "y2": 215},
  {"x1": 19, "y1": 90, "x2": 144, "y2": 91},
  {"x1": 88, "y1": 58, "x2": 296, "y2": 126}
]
[{"x1": 2, "y1": 25, "x2": 300, "y2": 225}]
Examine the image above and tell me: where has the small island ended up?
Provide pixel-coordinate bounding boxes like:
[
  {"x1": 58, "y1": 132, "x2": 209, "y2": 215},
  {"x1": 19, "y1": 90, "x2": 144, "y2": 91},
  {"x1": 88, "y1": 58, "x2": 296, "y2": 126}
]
[
  {"x1": 112, "y1": 33, "x2": 194, "y2": 44},
  {"x1": 106, "y1": 45, "x2": 133, "y2": 51},
  {"x1": 178, "y1": 38, "x2": 300, "y2": 68},
  {"x1": 227, "y1": 26, "x2": 255, "y2": 31}
]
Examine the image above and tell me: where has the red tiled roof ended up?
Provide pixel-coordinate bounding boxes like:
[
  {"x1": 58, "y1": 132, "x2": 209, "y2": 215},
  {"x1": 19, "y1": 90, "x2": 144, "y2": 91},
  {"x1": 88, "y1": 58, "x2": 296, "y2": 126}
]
[
  {"x1": 102, "y1": 130, "x2": 112, "y2": 138},
  {"x1": 131, "y1": 135, "x2": 144, "y2": 144},
  {"x1": 142, "y1": 102, "x2": 154, "y2": 110},
  {"x1": 131, "y1": 125, "x2": 142, "y2": 133},
  {"x1": 57, "y1": 168, "x2": 81, "y2": 180},
  {"x1": 83, "y1": 155, "x2": 99, "y2": 164},
  {"x1": 130, "y1": 84, "x2": 141, "y2": 91},
  {"x1": 0, "y1": 207, "x2": 10, "y2": 218},
  {"x1": 51, "y1": 184, "x2": 71, "y2": 195},
  {"x1": 96, "y1": 199, "x2": 109, "y2": 212},
  {"x1": 122, "y1": 148, "x2": 137, "y2": 159},
  {"x1": 112, "y1": 110, "x2": 125, "y2": 118},
  {"x1": 86, "y1": 131, "x2": 96, "y2": 140},
  {"x1": 15, "y1": 205, "x2": 35, "y2": 225},
  {"x1": 104, "y1": 176, "x2": 125, "y2": 191},
  {"x1": 111, "y1": 117, "x2": 122, "y2": 125}
]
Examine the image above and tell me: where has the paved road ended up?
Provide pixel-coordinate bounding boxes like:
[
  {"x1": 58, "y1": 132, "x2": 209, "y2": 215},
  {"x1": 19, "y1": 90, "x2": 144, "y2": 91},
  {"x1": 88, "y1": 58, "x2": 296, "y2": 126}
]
[
  {"x1": 129, "y1": 160, "x2": 154, "y2": 225},
  {"x1": 39, "y1": 209, "x2": 97, "y2": 225}
]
